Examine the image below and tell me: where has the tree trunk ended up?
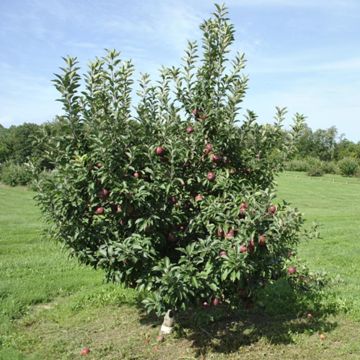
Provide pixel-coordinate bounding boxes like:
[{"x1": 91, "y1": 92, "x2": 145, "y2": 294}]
[{"x1": 159, "y1": 309, "x2": 175, "y2": 336}]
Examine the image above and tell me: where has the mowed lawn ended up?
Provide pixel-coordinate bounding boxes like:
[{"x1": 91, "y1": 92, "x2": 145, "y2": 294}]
[
  {"x1": 1, "y1": 172, "x2": 360, "y2": 359},
  {"x1": 277, "y1": 172, "x2": 360, "y2": 319}
]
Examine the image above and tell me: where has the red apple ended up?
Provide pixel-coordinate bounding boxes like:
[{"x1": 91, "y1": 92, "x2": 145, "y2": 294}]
[
  {"x1": 287, "y1": 266, "x2": 297, "y2": 275},
  {"x1": 217, "y1": 229, "x2": 225, "y2": 238},
  {"x1": 195, "y1": 194, "x2": 204, "y2": 202},
  {"x1": 212, "y1": 297, "x2": 220, "y2": 306},
  {"x1": 80, "y1": 347, "x2": 90, "y2": 356},
  {"x1": 207, "y1": 171, "x2": 216, "y2": 182},
  {"x1": 268, "y1": 205, "x2": 277, "y2": 215},
  {"x1": 239, "y1": 208, "x2": 246, "y2": 219},
  {"x1": 111, "y1": 204, "x2": 122, "y2": 214},
  {"x1": 258, "y1": 234, "x2": 266, "y2": 246},
  {"x1": 239, "y1": 208, "x2": 246, "y2": 218},
  {"x1": 98, "y1": 188, "x2": 110, "y2": 199},
  {"x1": 239, "y1": 204, "x2": 248, "y2": 219},
  {"x1": 225, "y1": 229, "x2": 235, "y2": 239},
  {"x1": 204, "y1": 143, "x2": 213, "y2": 155},
  {"x1": 95, "y1": 162, "x2": 102, "y2": 169},
  {"x1": 133, "y1": 171, "x2": 141, "y2": 178},
  {"x1": 240, "y1": 202, "x2": 248, "y2": 210},
  {"x1": 169, "y1": 196, "x2": 177, "y2": 205},
  {"x1": 192, "y1": 108, "x2": 200, "y2": 118},
  {"x1": 95, "y1": 206, "x2": 105, "y2": 215},
  {"x1": 248, "y1": 239, "x2": 255, "y2": 253},
  {"x1": 219, "y1": 250, "x2": 227, "y2": 258},
  {"x1": 240, "y1": 245, "x2": 247, "y2": 253},
  {"x1": 211, "y1": 154, "x2": 222, "y2": 163},
  {"x1": 202, "y1": 301, "x2": 209, "y2": 308},
  {"x1": 155, "y1": 146, "x2": 165, "y2": 156},
  {"x1": 186, "y1": 126, "x2": 194, "y2": 134}
]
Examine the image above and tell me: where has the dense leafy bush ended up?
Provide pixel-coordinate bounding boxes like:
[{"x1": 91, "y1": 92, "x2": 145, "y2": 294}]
[
  {"x1": 307, "y1": 165, "x2": 324, "y2": 177},
  {"x1": 321, "y1": 161, "x2": 338, "y2": 174},
  {"x1": 338, "y1": 157, "x2": 359, "y2": 177},
  {"x1": 0, "y1": 123, "x2": 42, "y2": 165},
  {"x1": 286, "y1": 157, "x2": 338, "y2": 176},
  {"x1": 285, "y1": 158, "x2": 310, "y2": 172},
  {"x1": 0, "y1": 162, "x2": 32, "y2": 186},
  {"x1": 28, "y1": 170, "x2": 54, "y2": 191},
  {"x1": 35, "y1": 4, "x2": 309, "y2": 315},
  {"x1": 306, "y1": 158, "x2": 324, "y2": 177}
]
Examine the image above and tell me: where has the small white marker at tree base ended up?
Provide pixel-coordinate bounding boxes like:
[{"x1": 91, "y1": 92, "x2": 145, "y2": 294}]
[{"x1": 159, "y1": 310, "x2": 175, "y2": 336}]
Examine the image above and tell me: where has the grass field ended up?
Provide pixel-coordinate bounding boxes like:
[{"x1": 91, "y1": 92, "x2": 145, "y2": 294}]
[{"x1": 1, "y1": 172, "x2": 360, "y2": 359}]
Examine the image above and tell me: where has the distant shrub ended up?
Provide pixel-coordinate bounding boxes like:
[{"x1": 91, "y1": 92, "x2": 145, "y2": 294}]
[
  {"x1": 307, "y1": 159, "x2": 324, "y2": 177},
  {"x1": 321, "y1": 161, "x2": 338, "y2": 174},
  {"x1": 285, "y1": 159, "x2": 310, "y2": 172},
  {"x1": 305, "y1": 157, "x2": 321, "y2": 168},
  {"x1": 307, "y1": 166, "x2": 324, "y2": 177},
  {"x1": 338, "y1": 157, "x2": 359, "y2": 177},
  {"x1": 0, "y1": 162, "x2": 33, "y2": 186}
]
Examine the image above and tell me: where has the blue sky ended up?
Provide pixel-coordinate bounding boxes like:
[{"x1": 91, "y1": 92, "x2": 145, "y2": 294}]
[{"x1": 0, "y1": 0, "x2": 359, "y2": 140}]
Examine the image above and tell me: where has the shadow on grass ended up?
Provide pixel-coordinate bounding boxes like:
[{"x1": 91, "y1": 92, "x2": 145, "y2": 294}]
[
  {"x1": 139, "y1": 278, "x2": 342, "y2": 357},
  {"x1": 178, "y1": 309, "x2": 337, "y2": 357}
]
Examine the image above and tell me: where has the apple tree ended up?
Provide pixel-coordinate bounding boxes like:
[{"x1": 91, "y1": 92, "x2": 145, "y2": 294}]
[{"x1": 35, "y1": 4, "x2": 307, "y2": 316}]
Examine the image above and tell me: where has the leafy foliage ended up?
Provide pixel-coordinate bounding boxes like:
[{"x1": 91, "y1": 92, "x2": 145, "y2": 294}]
[
  {"x1": 0, "y1": 123, "x2": 42, "y2": 165},
  {"x1": 35, "y1": 4, "x2": 308, "y2": 315},
  {"x1": 285, "y1": 158, "x2": 339, "y2": 176},
  {"x1": 338, "y1": 157, "x2": 359, "y2": 177},
  {"x1": 0, "y1": 162, "x2": 33, "y2": 186},
  {"x1": 307, "y1": 159, "x2": 325, "y2": 177},
  {"x1": 285, "y1": 158, "x2": 312, "y2": 172},
  {"x1": 294, "y1": 124, "x2": 338, "y2": 161}
]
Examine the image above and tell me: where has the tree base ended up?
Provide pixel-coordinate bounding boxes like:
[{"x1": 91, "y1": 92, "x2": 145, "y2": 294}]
[{"x1": 159, "y1": 309, "x2": 175, "y2": 336}]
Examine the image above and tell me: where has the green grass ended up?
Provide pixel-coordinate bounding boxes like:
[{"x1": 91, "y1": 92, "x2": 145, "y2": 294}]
[
  {"x1": 277, "y1": 172, "x2": 360, "y2": 319},
  {"x1": 1, "y1": 172, "x2": 360, "y2": 359}
]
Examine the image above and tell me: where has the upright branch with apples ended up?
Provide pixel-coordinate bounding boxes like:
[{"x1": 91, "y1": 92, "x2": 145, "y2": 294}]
[{"x1": 35, "y1": 4, "x2": 308, "y2": 317}]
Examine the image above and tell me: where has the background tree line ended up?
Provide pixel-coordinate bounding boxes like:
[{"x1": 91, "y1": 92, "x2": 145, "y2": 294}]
[
  {"x1": 1, "y1": 119, "x2": 360, "y2": 186},
  {"x1": 294, "y1": 124, "x2": 360, "y2": 161}
]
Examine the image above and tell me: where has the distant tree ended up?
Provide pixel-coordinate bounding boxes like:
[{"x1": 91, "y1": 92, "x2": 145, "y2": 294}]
[
  {"x1": 336, "y1": 137, "x2": 360, "y2": 160},
  {"x1": 294, "y1": 124, "x2": 338, "y2": 161},
  {"x1": 312, "y1": 127, "x2": 337, "y2": 161},
  {"x1": 1, "y1": 123, "x2": 42, "y2": 164},
  {"x1": 0, "y1": 124, "x2": 10, "y2": 163},
  {"x1": 293, "y1": 123, "x2": 313, "y2": 158}
]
